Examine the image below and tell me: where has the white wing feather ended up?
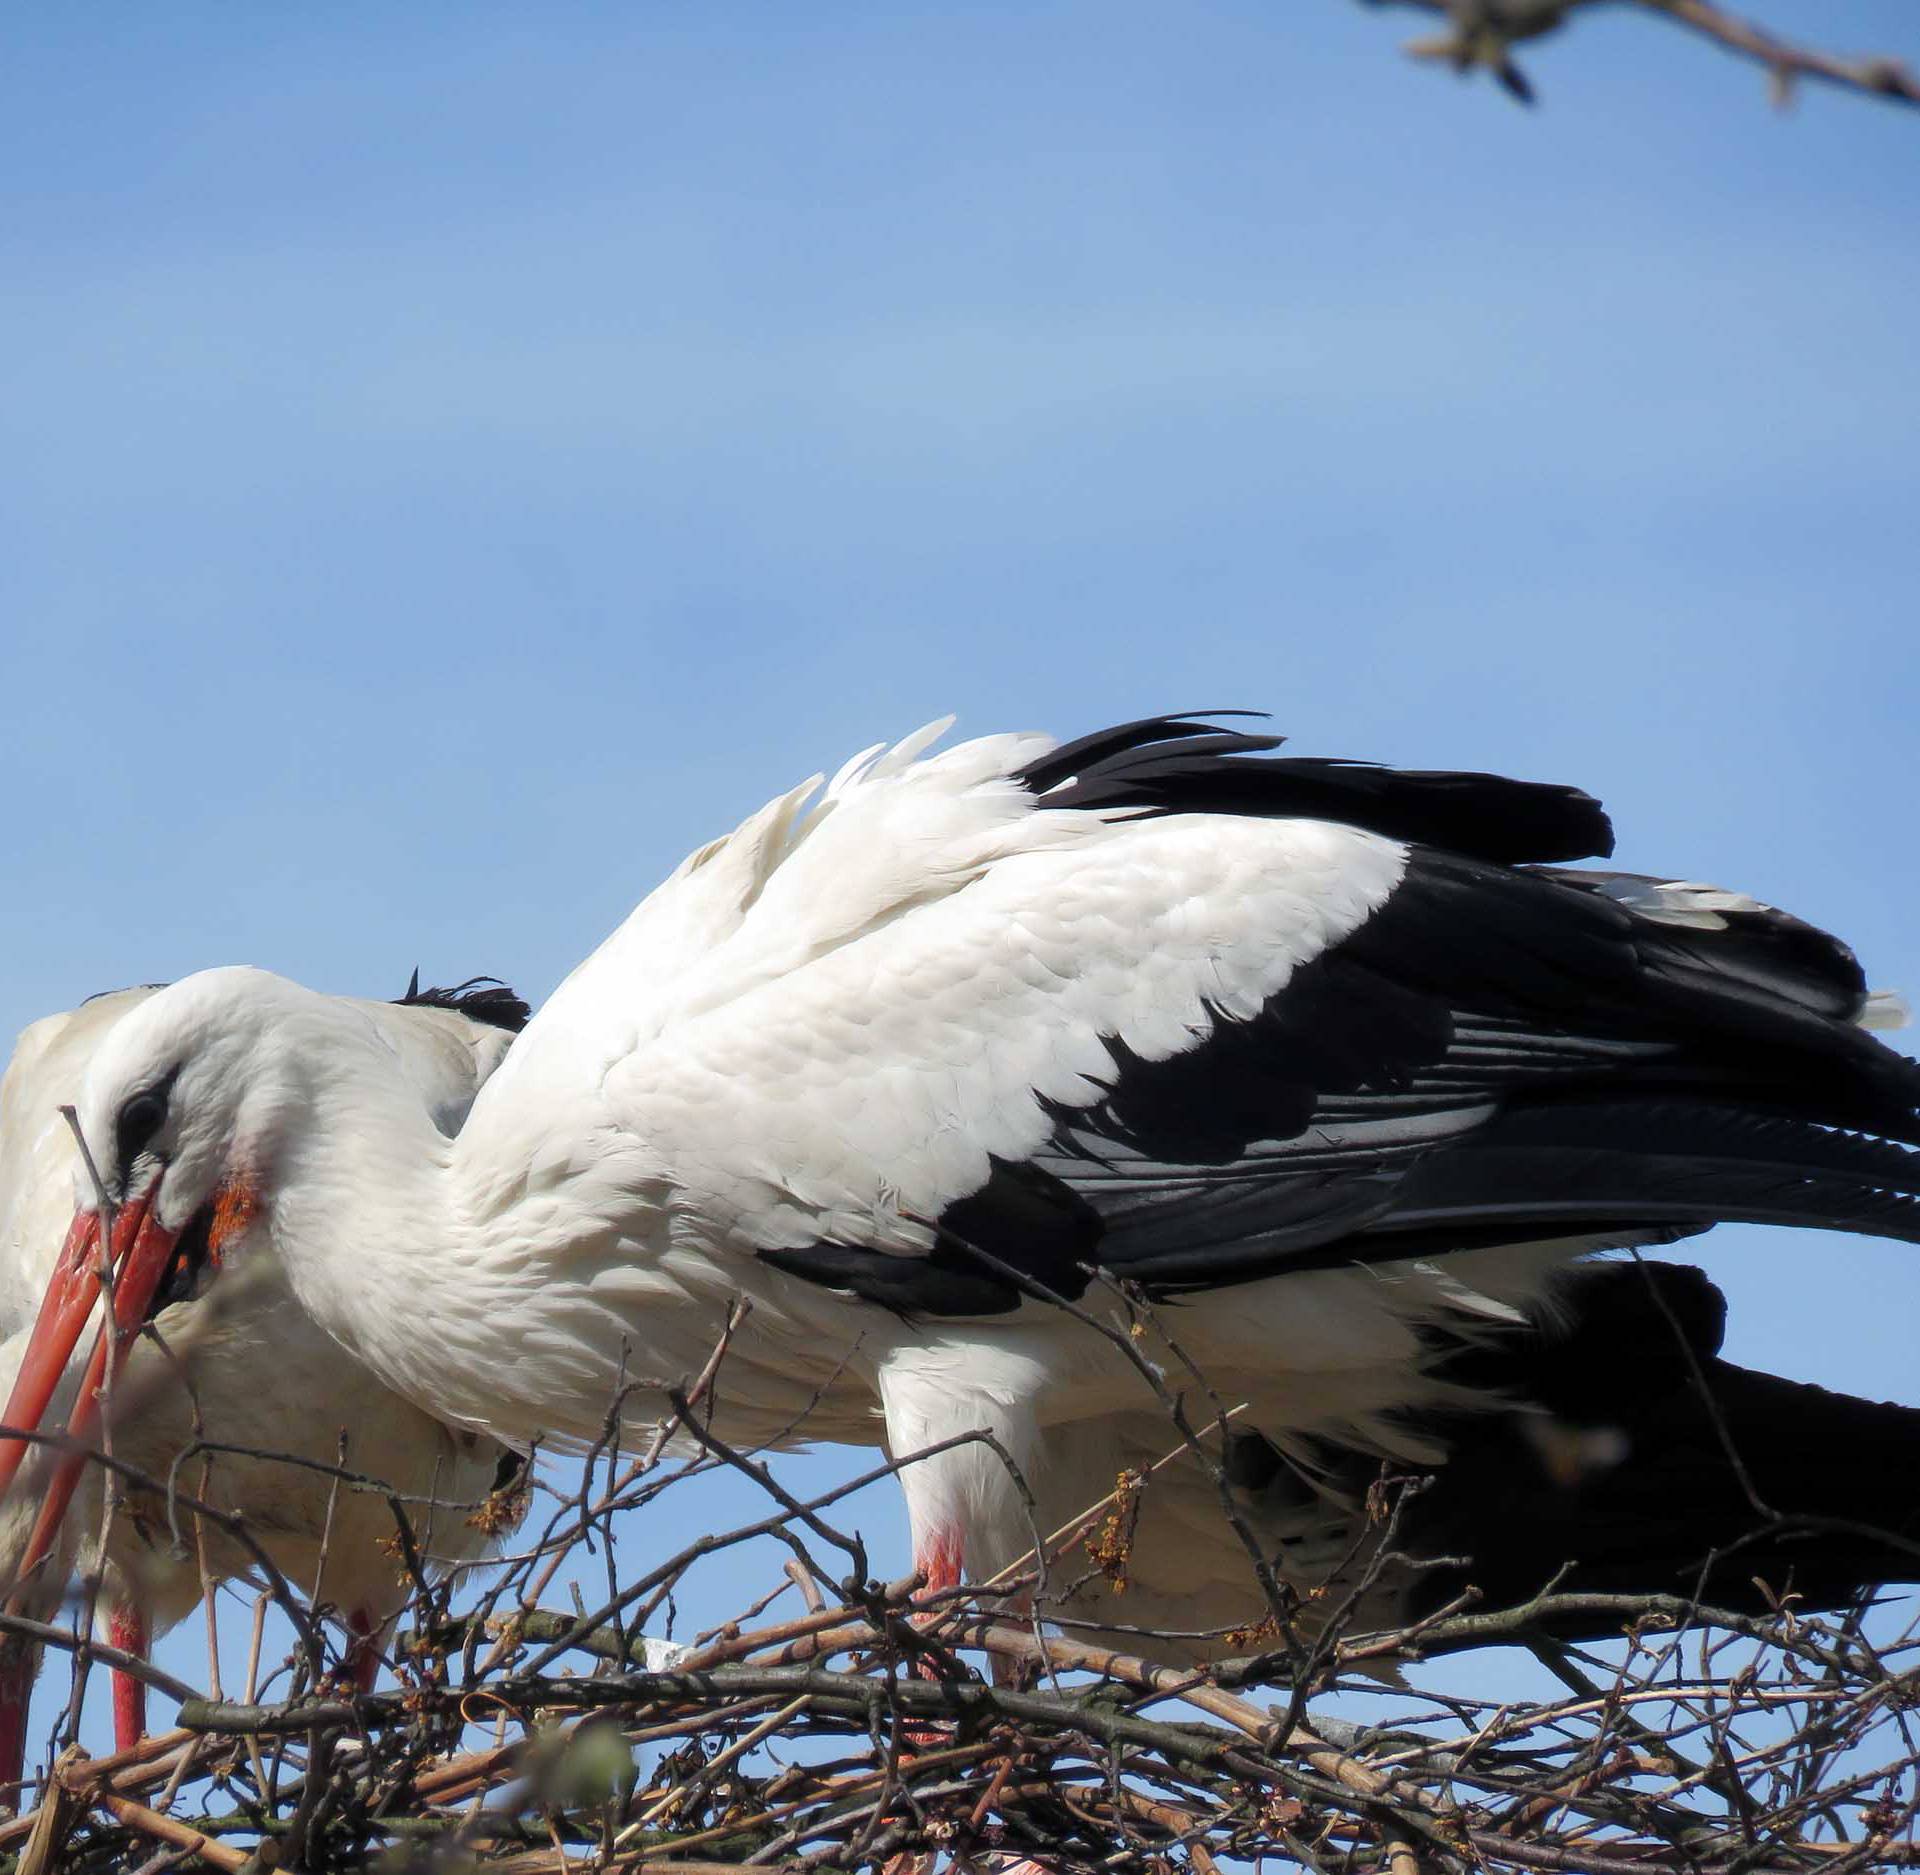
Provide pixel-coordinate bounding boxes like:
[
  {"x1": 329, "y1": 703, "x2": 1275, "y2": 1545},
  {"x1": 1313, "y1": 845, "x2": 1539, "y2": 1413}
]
[{"x1": 461, "y1": 724, "x2": 1406, "y2": 1266}]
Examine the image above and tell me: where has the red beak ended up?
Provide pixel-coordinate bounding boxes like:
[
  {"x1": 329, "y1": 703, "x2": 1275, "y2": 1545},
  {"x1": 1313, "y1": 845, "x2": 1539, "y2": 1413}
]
[{"x1": 0, "y1": 1189, "x2": 181, "y2": 1595}]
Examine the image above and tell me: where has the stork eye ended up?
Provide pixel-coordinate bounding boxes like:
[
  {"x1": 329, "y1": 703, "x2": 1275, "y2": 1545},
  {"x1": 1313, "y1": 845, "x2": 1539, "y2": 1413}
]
[{"x1": 115, "y1": 1073, "x2": 177, "y2": 1170}]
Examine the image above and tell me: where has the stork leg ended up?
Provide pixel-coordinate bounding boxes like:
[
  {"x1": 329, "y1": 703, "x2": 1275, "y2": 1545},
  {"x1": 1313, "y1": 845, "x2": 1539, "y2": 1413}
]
[
  {"x1": 107, "y1": 1600, "x2": 148, "y2": 1754},
  {"x1": 880, "y1": 1539, "x2": 960, "y2": 1875},
  {"x1": 343, "y1": 1607, "x2": 381, "y2": 1694},
  {"x1": 907, "y1": 1540, "x2": 1055, "y2": 1875},
  {"x1": 913, "y1": 1529, "x2": 964, "y2": 1613},
  {"x1": 0, "y1": 1633, "x2": 32, "y2": 1798},
  {"x1": 903, "y1": 1529, "x2": 965, "y2": 1750}
]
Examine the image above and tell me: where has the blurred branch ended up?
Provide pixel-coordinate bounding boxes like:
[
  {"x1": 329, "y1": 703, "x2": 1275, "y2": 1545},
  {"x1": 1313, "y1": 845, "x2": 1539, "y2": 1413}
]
[{"x1": 1357, "y1": 0, "x2": 1920, "y2": 109}]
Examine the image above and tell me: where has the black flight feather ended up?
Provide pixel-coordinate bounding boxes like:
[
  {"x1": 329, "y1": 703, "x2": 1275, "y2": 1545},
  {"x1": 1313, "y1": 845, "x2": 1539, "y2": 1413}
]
[{"x1": 1018, "y1": 714, "x2": 1615, "y2": 865}]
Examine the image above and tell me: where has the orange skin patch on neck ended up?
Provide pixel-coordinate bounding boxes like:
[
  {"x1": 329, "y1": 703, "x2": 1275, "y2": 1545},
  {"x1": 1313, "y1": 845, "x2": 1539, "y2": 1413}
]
[{"x1": 206, "y1": 1174, "x2": 262, "y2": 1267}]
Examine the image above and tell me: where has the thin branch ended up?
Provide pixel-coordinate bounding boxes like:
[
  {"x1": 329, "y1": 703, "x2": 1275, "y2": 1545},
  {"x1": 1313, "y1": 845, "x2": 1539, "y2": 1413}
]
[{"x1": 1357, "y1": 0, "x2": 1920, "y2": 110}]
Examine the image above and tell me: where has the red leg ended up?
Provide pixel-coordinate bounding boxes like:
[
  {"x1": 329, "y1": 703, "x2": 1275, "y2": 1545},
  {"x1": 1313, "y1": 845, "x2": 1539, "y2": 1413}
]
[
  {"x1": 904, "y1": 1528, "x2": 966, "y2": 1748},
  {"x1": 107, "y1": 1600, "x2": 148, "y2": 1754},
  {"x1": 904, "y1": 1540, "x2": 1052, "y2": 1875},
  {"x1": 0, "y1": 1635, "x2": 33, "y2": 1797},
  {"x1": 914, "y1": 1529, "x2": 964, "y2": 1606},
  {"x1": 343, "y1": 1608, "x2": 381, "y2": 1694}
]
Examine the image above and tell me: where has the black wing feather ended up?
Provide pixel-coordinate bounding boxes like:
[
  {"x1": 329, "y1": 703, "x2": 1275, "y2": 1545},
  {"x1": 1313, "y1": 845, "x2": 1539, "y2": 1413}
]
[
  {"x1": 764, "y1": 719, "x2": 1920, "y2": 1316},
  {"x1": 1019, "y1": 714, "x2": 1615, "y2": 864}
]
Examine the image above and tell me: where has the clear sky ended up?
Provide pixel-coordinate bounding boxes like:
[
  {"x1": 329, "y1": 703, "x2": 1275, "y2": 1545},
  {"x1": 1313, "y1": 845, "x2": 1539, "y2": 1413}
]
[{"x1": 3, "y1": 0, "x2": 1916, "y2": 1749}]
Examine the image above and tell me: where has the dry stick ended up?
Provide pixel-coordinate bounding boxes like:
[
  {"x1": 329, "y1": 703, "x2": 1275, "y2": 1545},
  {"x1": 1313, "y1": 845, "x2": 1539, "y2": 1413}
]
[
  {"x1": 15, "y1": 1758, "x2": 80, "y2": 1875},
  {"x1": 307, "y1": 1427, "x2": 350, "y2": 1675},
  {"x1": 178, "y1": 1663, "x2": 1257, "y2": 1751},
  {"x1": 711, "y1": 1578, "x2": 798, "y2": 1650},
  {"x1": 476, "y1": 1303, "x2": 750, "y2": 1685},
  {"x1": 125, "y1": 1847, "x2": 197, "y2": 1875},
  {"x1": 125, "y1": 1313, "x2": 224, "y2": 1741},
  {"x1": 516, "y1": 1432, "x2": 1011, "y2": 1681},
  {"x1": 89, "y1": 1742, "x2": 223, "y2": 1817},
  {"x1": 651, "y1": 1610, "x2": 1770, "y2": 1860},
  {"x1": 237, "y1": 1591, "x2": 271, "y2": 1803},
  {"x1": 464, "y1": 1707, "x2": 510, "y2": 1832},
  {"x1": 1345, "y1": 1585, "x2": 1876, "y2": 1680},
  {"x1": 954, "y1": 1620, "x2": 1413, "y2": 1810},
  {"x1": 665, "y1": 1392, "x2": 870, "y2": 1584},
  {"x1": 160, "y1": 1436, "x2": 501, "y2": 1517},
  {"x1": 0, "y1": 1613, "x2": 196, "y2": 1705},
  {"x1": 624, "y1": 1695, "x2": 812, "y2": 1836},
  {"x1": 0, "y1": 1422, "x2": 325, "y2": 1689},
  {"x1": 782, "y1": 1560, "x2": 826, "y2": 1616},
  {"x1": 419, "y1": 1695, "x2": 794, "y2": 1810},
  {"x1": 0, "y1": 1731, "x2": 200, "y2": 1850},
  {"x1": 92, "y1": 1787, "x2": 250, "y2": 1872},
  {"x1": 187, "y1": 1658, "x2": 1469, "y2": 1867},
  {"x1": 147, "y1": 1736, "x2": 205, "y2": 1821},
  {"x1": 191, "y1": 1473, "x2": 220, "y2": 1706},
  {"x1": 1092, "y1": 1268, "x2": 1314, "y2": 1645},
  {"x1": 1525, "y1": 1636, "x2": 1716, "y2": 1797},
  {"x1": 1359, "y1": 0, "x2": 1920, "y2": 108},
  {"x1": 1261, "y1": 1469, "x2": 1437, "y2": 1755},
  {"x1": 634, "y1": 1740, "x2": 1003, "y2": 1864},
  {"x1": 149, "y1": 1364, "x2": 226, "y2": 1823},
  {"x1": 1640, "y1": 0, "x2": 1920, "y2": 106}
]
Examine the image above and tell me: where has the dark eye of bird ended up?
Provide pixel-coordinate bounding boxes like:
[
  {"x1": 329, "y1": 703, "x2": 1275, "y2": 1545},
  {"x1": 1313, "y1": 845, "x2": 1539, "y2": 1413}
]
[{"x1": 115, "y1": 1070, "x2": 179, "y2": 1172}]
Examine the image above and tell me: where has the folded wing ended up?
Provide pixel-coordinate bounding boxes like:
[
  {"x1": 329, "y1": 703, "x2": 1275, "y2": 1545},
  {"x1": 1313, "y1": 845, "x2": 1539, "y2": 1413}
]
[{"x1": 476, "y1": 717, "x2": 1920, "y2": 1318}]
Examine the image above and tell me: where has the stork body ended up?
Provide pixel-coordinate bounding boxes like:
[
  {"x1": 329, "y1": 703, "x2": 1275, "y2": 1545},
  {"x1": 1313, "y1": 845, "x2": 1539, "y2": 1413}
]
[
  {"x1": 0, "y1": 982, "x2": 527, "y2": 1788},
  {"x1": 14, "y1": 718, "x2": 1920, "y2": 1662}
]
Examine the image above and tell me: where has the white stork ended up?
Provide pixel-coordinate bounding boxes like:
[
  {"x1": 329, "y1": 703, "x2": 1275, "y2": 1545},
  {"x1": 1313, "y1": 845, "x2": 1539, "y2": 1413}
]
[
  {"x1": 6, "y1": 715, "x2": 1920, "y2": 1665},
  {"x1": 0, "y1": 978, "x2": 529, "y2": 1787}
]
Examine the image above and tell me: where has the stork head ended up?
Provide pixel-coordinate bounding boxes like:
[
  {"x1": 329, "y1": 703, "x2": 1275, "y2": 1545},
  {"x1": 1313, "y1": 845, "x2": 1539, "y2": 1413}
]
[
  {"x1": 73, "y1": 964, "x2": 304, "y2": 1274},
  {"x1": 0, "y1": 968, "x2": 304, "y2": 1556}
]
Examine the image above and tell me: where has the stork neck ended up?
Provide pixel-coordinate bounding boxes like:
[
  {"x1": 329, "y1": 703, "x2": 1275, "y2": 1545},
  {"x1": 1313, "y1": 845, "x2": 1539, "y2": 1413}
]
[
  {"x1": 266, "y1": 1007, "x2": 872, "y2": 1456},
  {"x1": 263, "y1": 1039, "x2": 498, "y2": 1435}
]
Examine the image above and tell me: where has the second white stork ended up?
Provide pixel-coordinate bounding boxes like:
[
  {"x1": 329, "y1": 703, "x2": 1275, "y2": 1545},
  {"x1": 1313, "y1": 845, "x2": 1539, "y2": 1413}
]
[
  {"x1": 8, "y1": 715, "x2": 1920, "y2": 1653},
  {"x1": 0, "y1": 976, "x2": 530, "y2": 1787}
]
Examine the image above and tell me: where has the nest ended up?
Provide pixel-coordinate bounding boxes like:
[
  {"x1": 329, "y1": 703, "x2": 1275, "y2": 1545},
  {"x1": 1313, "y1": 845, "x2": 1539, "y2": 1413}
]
[{"x1": 3, "y1": 1382, "x2": 1918, "y2": 1875}]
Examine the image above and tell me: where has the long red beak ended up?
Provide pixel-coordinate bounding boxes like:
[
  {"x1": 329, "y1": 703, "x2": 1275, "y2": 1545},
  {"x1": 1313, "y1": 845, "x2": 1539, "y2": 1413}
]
[{"x1": 0, "y1": 1190, "x2": 181, "y2": 1597}]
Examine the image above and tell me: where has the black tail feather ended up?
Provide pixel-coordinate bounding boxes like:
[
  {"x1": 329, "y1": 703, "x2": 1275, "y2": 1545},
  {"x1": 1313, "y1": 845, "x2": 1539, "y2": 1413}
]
[{"x1": 1408, "y1": 1262, "x2": 1920, "y2": 1634}]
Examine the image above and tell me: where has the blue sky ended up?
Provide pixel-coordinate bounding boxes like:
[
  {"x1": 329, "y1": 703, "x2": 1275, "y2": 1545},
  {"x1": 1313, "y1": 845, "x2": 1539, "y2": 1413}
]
[{"x1": 3, "y1": 0, "x2": 1917, "y2": 1751}]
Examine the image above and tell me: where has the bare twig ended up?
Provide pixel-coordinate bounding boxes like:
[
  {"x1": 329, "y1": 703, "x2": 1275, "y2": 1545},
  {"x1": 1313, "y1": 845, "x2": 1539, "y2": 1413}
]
[{"x1": 1357, "y1": 0, "x2": 1920, "y2": 109}]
